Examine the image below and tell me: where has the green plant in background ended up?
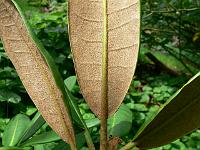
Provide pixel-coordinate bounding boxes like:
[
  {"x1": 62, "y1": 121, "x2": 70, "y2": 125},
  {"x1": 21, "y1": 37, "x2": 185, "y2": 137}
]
[
  {"x1": 140, "y1": 0, "x2": 200, "y2": 76},
  {"x1": 0, "y1": 112, "x2": 87, "y2": 150},
  {"x1": 0, "y1": 0, "x2": 200, "y2": 150}
]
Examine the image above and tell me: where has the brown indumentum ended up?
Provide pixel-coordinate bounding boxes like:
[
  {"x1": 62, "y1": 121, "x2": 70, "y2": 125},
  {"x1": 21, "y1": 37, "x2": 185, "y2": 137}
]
[
  {"x1": 68, "y1": 0, "x2": 140, "y2": 118},
  {"x1": 0, "y1": 0, "x2": 76, "y2": 149}
]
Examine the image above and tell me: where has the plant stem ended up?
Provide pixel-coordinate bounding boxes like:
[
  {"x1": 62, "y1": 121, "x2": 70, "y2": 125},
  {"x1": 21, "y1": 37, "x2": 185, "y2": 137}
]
[
  {"x1": 100, "y1": 117, "x2": 108, "y2": 150},
  {"x1": 70, "y1": 142, "x2": 77, "y2": 150},
  {"x1": 120, "y1": 142, "x2": 139, "y2": 150},
  {"x1": 84, "y1": 129, "x2": 96, "y2": 150}
]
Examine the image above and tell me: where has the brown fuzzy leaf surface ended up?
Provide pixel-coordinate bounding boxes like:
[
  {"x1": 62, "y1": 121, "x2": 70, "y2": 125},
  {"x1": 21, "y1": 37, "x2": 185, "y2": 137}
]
[
  {"x1": 0, "y1": 0, "x2": 75, "y2": 148},
  {"x1": 69, "y1": 0, "x2": 140, "y2": 117}
]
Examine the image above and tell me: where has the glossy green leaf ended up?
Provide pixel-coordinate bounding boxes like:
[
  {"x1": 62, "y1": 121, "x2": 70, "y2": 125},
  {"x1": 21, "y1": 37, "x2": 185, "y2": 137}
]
[
  {"x1": 133, "y1": 72, "x2": 200, "y2": 149},
  {"x1": 53, "y1": 133, "x2": 86, "y2": 150},
  {"x1": 22, "y1": 131, "x2": 60, "y2": 146},
  {"x1": 33, "y1": 145, "x2": 45, "y2": 150},
  {"x1": 0, "y1": 147, "x2": 29, "y2": 150},
  {"x1": 0, "y1": 90, "x2": 21, "y2": 103},
  {"x1": 65, "y1": 86, "x2": 87, "y2": 127},
  {"x1": 64, "y1": 76, "x2": 76, "y2": 92},
  {"x1": 3, "y1": 114, "x2": 30, "y2": 146},
  {"x1": 25, "y1": 107, "x2": 37, "y2": 116},
  {"x1": 18, "y1": 112, "x2": 46, "y2": 145},
  {"x1": 85, "y1": 118, "x2": 100, "y2": 128},
  {"x1": 108, "y1": 104, "x2": 132, "y2": 137},
  {"x1": 64, "y1": 86, "x2": 95, "y2": 149}
]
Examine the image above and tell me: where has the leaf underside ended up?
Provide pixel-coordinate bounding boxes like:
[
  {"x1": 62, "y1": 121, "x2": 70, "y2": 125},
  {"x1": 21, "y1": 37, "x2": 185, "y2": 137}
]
[
  {"x1": 134, "y1": 72, "x2": 200, "y2": 149},
  {"x1": 68, "y1": 0, "x2": 140, "y2": 118},
  {"x1": 0, "y1": 0, "x2": 75, "y2": 147}
]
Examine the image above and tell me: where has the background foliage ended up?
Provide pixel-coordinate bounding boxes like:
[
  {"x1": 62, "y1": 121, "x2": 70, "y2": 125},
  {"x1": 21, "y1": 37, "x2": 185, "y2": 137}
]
[{"x1": 0, "y1": 0, "x2": 200, "y2": 149}]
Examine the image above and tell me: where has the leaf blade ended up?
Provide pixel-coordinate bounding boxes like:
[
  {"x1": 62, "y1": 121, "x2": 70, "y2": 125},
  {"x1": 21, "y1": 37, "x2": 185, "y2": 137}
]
[
  {"x1": 2, "y1": 114, "x2": 30, "y2": 146},
  {"x1": 108, "y1": 104, "x2": 132, "y2": 137},
  {"x1": 133, "y1": 72, "x2": 200, "y2": 149},
  {"x1": 64, "y1": 76, "x2": 77, "y2": 92},
  {"x1": 0, "y1": 0, "x2": 75, "y2": 147},
  {"x1": 68, "y1": 0, "x2": 140, "y2": 118},
  {"x1": 22, "y1": 130, "x2": 61, "y2": 147},
  {"x1": 18, "y1": 112, "x2": 46, "y2": 145}
]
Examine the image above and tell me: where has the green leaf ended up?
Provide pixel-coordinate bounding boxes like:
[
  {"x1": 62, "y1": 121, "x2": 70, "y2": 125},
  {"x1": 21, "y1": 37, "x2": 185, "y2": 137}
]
[
  {"x1": 33, "y1": 145, "x2": 45, "y2": 150},
  {"x1": 64, "y1": 76, "x2": 76, "y2": 91},
  {"x1": 0, "y1": 118, "x2": 9, "y2": 133},
  {"x1": 132, "y1": 104, "x2": 148, "y2": 112},
  {"x1": 22, "y1": 130, "x2": 60, "y2": 146},
  {"x1": 0, "y1": 90, "x2": 21, "y2": 103},
  {"x1": 140, "y1": 94, "x2": 150, "y2": 103},
  {"x1": 64, "y1": 87, "x2": 95, "y2": 149},
  {"x1": 25, "y1": 107, "x2": 37, "y2": 116},
  {"x1": 0, "y1": 147, "x2": 30, "y2": 150},
  {"x1": 18, "y1": 112, "x2": 46, "y2": 145},
  {"x1": 108, "y1": 104, "x2": 132, "y2": 137},
  {"x1": 53, "y1": 133, "x2": 86, "y2": 150},
  {"x1": 85, "y1": 118, "x2": 100, "y2": 128},
  {"x1": 64, "y1": 87, "x2": 86, "y2": 127},
  {"x1": 53, "y1": 141, "x2": 71, "y2": 150},
  {"x1": 3, "y1": 114, "x2": 30, "y2": 146},
  {"x1": 133, "y1": 72, "x2": 200, "y2": 149},
  {"x1": 22, "y1": 131, "x2": 86, "y2": 149}
]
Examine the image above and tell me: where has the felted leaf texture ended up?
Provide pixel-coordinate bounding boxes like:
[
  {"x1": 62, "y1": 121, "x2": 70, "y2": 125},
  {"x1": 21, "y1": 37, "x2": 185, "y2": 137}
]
[
  {"x1": 0, "y1": 0, "x2": 76, "y2": 148},
  {"x1": 68, "y1": 0, "x2": 140, "y2": 118}
]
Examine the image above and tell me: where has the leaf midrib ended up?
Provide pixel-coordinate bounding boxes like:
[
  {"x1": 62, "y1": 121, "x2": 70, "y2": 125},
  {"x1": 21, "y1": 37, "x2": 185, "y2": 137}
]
[
  {"x1": 102, "y1": 0, "x2": 108, "y2": 117},
  {"x1": 7, "y1": 0, "x2": 74, "y2": 144},
  {"x1": 9, "y1": 118, "x2": 19, "y2": 146}
]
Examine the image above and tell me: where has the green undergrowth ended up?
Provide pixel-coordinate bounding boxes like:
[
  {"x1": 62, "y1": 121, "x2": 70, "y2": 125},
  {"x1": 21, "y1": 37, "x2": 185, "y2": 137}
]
[{"x1": 0, "y1": 0, "x2": 200, "y2": 149}]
